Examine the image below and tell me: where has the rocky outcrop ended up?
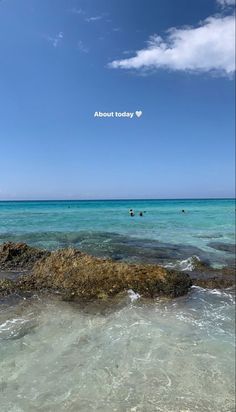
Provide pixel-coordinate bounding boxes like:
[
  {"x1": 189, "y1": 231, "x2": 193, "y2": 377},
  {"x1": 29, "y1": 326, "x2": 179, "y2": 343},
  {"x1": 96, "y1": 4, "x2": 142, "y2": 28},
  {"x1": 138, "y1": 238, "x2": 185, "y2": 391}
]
[
  {"x1": 0, "y1": 242, "x2": 234, "y2": 301},
  {"x1": 0, "y1": 242, "x2": 50, "y2": 271},
  {"x1": 0, "y1": 246, "x2": 192, "y2": 300},
  {"x1": 193, "y1": 277, "x2": 235, "y2": 289},
  {"x1": 189, "y1": 256, "x2": 235, "y2": 289}
]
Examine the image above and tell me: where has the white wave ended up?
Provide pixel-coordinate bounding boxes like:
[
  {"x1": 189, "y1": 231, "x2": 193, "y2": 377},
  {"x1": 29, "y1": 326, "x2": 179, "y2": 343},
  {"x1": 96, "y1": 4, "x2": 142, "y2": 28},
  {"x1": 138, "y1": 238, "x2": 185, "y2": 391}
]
[
  {"x1": 127, "y1": 289, "x2": 141, "y2": 302},
  {"x1": 164, "y1": 255, "x2": 200, "y2": 271},
  {"x1": 191, "y1": 285, "x2": 235, "y2": 304}
]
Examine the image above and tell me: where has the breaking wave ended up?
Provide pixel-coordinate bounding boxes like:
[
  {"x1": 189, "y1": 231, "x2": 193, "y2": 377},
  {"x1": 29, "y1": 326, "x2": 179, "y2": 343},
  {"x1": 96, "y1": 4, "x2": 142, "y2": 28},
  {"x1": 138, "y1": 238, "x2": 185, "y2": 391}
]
[{"x1": 164, "y1": 255, "x2": 200, "y2": 271}]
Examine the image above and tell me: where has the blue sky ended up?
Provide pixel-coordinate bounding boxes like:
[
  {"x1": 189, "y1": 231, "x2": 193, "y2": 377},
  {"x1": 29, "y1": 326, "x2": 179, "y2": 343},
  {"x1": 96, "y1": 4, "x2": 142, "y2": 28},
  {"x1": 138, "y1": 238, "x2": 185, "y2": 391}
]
[{"x1": 0, "y1": 0, "x2": 235, "y2": 200}]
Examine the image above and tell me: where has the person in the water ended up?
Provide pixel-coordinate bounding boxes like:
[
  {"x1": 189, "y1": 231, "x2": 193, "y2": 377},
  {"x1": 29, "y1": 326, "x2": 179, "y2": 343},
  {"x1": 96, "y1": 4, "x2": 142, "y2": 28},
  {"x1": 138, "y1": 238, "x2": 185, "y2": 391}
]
[
  {"x1": 182, "y1": 210, "x2": 185, "y2": 213},
  {"x1": 129, "y1": 209, "x2": 135, "y2": 217},
  {"x1": 139, "y1": 212, "x2": 143, "y2": 217}
]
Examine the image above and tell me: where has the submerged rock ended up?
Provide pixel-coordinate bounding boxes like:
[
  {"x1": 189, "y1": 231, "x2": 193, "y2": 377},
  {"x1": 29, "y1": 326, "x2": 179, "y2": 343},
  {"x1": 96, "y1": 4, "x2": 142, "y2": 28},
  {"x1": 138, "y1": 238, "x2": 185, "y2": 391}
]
[
  {"x1": 207, "y1": 242, "x2": 236, "y2": 254},
  {"x1": 0, "y1": 242, "x2": 50, "y2": 271},
  {"x1": 188, "y1": 256, "x2": 235, "y2": 289},
  {"x1": 0, "y1": 247, "x2": 192, "y2": 300}
]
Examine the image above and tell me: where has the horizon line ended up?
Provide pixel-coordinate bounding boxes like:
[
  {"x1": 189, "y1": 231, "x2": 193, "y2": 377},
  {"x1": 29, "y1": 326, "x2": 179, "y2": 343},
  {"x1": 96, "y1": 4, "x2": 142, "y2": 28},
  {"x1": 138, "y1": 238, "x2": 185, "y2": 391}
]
[{"x1": 0, "y1": 197, "x2": 235, "y2": 202}]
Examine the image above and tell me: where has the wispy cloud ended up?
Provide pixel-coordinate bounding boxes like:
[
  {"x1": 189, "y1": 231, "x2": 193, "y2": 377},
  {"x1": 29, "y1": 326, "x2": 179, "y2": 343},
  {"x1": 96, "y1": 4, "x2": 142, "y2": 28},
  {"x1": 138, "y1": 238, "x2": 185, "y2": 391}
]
[
  {"x1": 47, "y1": 31, "x2": 64, "y2": 48},
  {"x1": 217, "y1": 0, "x2": 235, "y2": 6},
  {"x1": 70, "y1": 7, "x2": 85, "y2": 15},
  {"x1": 109, "y1": 14, "x2": 235, "y2": 77},
  {"x1": 77, "y1": 40, "x2": 89, "y2": 53},
  {"x1": 69, "y1": 7, "x2": 108, "y2": 23},
  {"x1": 85, "y1": 15, "x2": 103, "y2": 23}
]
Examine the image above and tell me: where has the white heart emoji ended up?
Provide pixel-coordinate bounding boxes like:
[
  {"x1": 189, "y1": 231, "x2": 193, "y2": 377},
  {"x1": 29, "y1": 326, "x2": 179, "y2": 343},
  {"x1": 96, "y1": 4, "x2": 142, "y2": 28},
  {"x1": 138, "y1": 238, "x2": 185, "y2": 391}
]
[{"x1": 135, "y1": 110, "x2": 142, "y2": 118}]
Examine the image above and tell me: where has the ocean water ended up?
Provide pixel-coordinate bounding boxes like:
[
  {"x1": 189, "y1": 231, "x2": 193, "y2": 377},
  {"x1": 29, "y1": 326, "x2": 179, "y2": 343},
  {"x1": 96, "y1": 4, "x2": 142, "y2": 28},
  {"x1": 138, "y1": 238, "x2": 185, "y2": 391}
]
[
  {"x1": 0, "y1": 288, "x2": 235, "y2": 412},
  {"x1": 0, "y1": 199, "x2": 235, "y2": 266},
  {"x1": 0, "y1": 199, "x2": 235, "y2": 411}
]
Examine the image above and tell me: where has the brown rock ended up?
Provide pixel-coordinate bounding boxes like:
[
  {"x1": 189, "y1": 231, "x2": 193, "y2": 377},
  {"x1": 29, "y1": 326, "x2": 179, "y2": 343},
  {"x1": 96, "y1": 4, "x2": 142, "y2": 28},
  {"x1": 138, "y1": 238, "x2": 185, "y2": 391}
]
[
  {"x1": 188, "y1": 256, "x2": 235, "y2": 288},
  {"x1": 2, "y1": 242, "x2": 234, "y2": 301},
  {"x1": 0, "y1": 248, "x2": 192, "y2": 300},
  {"x1": 0, "y1": 242, "x2": 50, "y2": 271},
  {"x1": 26, "y1": 248, "x2": 191, "y2": 300}
]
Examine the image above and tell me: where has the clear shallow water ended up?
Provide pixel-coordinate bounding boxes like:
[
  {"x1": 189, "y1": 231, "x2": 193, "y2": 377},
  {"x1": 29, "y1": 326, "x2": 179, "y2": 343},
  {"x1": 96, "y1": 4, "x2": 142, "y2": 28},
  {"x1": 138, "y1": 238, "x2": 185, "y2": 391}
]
[
  {"x1": 0, "y1": 288, "x2": 235, "y2": 412},
  {"x1": 0, "y1": 199, "x2": 235, "y2": 411}
]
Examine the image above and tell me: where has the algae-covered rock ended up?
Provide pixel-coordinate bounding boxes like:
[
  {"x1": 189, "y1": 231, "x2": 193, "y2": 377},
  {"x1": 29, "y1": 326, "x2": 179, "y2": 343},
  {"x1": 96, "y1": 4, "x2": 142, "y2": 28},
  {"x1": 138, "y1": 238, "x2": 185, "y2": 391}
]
[
  {"x1": 28, "y1": 248, "x2": 192, "y2": 300},
  {"x1": 0, "y1": 242, "x2": 50, "y2": 271},
  {"x1": 0, "y1": 278, "x2": 15, "y2": 296},
  {"x1": 194, "y1": 278, "x2": 235, "y2": 289},
  {"x1": 189, "y1": 256, "x2": 235, "y2": 289},
  {"x1": 0, "y1": 242, "x2": 234, "y2": 299}
]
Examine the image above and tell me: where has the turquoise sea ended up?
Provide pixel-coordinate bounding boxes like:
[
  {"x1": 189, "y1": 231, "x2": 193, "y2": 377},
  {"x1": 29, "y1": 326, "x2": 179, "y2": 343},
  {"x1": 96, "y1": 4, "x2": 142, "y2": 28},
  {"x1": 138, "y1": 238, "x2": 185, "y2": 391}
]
[
  {"x1": 0, "y1": 198, "x2": 235, "y2": 265},
  {"x1": 0, "y1": 199, "x2": 235, "y2": 411}
]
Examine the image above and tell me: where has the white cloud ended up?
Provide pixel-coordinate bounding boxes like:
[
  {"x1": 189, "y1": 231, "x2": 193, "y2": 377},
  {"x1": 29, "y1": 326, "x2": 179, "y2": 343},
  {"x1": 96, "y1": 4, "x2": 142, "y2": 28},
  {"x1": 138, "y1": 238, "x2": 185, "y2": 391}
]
[
  {"x1": 109, "y1": 15, "x2": 235, "y2": 77},
  {"x1": 47, "y1": 31, "x2": 63, "y2": 48},
  {"x1": 217, "y1": 0, "x2": 235, "y2": 6},
  {"x1": 85, "y1": 15, "x2": 103, "y2": 23}
]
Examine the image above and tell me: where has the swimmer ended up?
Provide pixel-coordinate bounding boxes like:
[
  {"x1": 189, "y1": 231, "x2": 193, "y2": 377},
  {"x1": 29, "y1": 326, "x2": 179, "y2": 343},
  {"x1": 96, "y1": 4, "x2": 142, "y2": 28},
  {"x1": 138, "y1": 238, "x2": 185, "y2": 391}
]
[
  {"x1": 181, "y1": 210, "x2": 185, "y2": 213},
  {"x1": 129, "y1": 209, "x2": 134, "y2": 216},
  {"x1": 139, "y1": 212, "x2": 143, "y2": 217}
]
